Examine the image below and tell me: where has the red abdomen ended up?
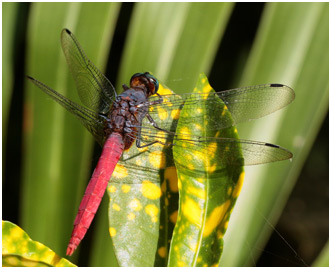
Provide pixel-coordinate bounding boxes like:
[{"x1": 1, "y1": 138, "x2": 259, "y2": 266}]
[{"x1": 66, "y1": 132, "x2": 124, "y2": 256}]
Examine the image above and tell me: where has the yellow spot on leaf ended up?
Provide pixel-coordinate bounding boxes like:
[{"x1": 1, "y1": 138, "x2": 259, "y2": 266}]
[
  {"x1": 208, "y1": 142, "x2": 218, "y2": 157},
  {"x1": 203, "y1": 200, "x2": 231, "y2": 237},
  {"x1": 112, "y1": 203, "x2": 120, "y2": 211},
  {"x1": 177, "y1": 261, "x2": 187, "y2": 267},
  {"x1": 157, "y1": 106, "x2": 168, "y2": 121},
  {"x1": 227, "y1": 186, "x2": 233, "y2": 196},
  {"x1": 127, "y1": 212, "x2": 135, "y2": 220},
  {"x1": 232, "y1": 171, "x2": 245, "y2": 198},
  {"x1": 141, "y1": 181, "x2": 162, "y2": 199},
  {"x1": 10, "y1": 227, "x2": 24, "y2": 240},
  {"x1": 223, "y1": 220, "x2": 229, "y2": 229},
  {"x1": 178, "y1": 177, "x2": 182, "y2": 190},
  {"x1": 165, "y1": 166, "x2": 178, "y2": 192},
  {"x1": 194, "y1": 123, "x2": 202, "y2": 130},
  {"x1": 165, "y1": 197, "x2": 169, "y2": 206},
  {"x1": 161, "y1": 179, "x2": 166, "y2": 193},
  {"x1": 158, "y1": 85, "x2": 172, "y2": 95},
  {"x1": 129, "y1": 198, "x2": 142, "y2": 211},
  {"x1": 183, "y1": 198, "x2": 202, "y2": 225},
  {"x1": 113, "y1": 164, "x2": 128, "y2": 178},
  {"x1": 187, "y1": 163, "x2": 195, "y2": 170},
  {"x1": 170, "y1": 210, "x2": 178, "y2": 224},
  {"x1": 202, "y1": 85, "x2": 212, "y2": 97},
  {"x1": 207, "y1": 164, "x2": 217, "y2": 174},
  {"x1": 121, "y1": 184, "x2": 131, "y2": 193},
  {"x1": 171, "y1": 108, "x2": 180, "y2": 119},
  {"x1": 189, "y1": 242, "x2": 197, "y2": 252},
  {"x1": 192, "y1": 150, "x2": 210, "y2": 167},
  {"x1": 187, "y1": 186, "x2": 206, "y2": 200},
  {"x1": 149, "y1": 151, "x2": 166, "y2": 169},
  {"x1": 197, "y1": 177, "x2": 204, "y2": 183},
  {"x1": 155, "y1": 131, "x2": 167, "y2": 145},
  {"x1": 178, "y1": 126, "x2": 190, "y2": 136},
  {"x1": 109, "y1": 227, "x2": 116, "y2": 237},
  {"x1": 145, "y1": 204, "x2": 159, "y2": 223},
  {"x1": 215, "y1": 131, "x2": 221, "y2": 138},
  {"x1": 158, "y1": 246, "x2": 167, "y2": 258},
  {"x1": 137, "y1": 146, "x2": 148, "y2": 153}
]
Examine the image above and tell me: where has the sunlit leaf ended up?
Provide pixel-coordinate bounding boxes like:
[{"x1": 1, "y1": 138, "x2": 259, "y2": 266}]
[
  {"x1": 24, "y1": 3, "x2": 120, "y2": 264},
  {"x1": 168, "y1": 74, "x2": 244, "y2": 266},
  {"x1": 2, "y1": 221, "x2": 76, "y2": 267},
  {"x1": 220, "y1": 3, "x2": 329, "y2": 266},
  {"x1": 108, "y1": 83, "x2": 179, "y2": 266}
]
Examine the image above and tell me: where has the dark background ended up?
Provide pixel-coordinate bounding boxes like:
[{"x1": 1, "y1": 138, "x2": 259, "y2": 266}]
[{"x1": 3, "y1": 3, "x2": 328, "y2": 266}]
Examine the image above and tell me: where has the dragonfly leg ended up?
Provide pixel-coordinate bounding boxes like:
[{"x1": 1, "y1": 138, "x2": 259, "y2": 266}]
[
  {"x1": 146, "y1": 113, "x2": 172, "y2": 134},
  {"x1": 136, "y1": 139, "x2": 160, "y2": 148},
  {"x1": 135, "y1": 113, "x2": 175, "y2": 148},
  {"x1": 137, "y1": 93, "x2": 163, "y2": 108},
  {"x1": 122, "y1": 84, "x2": 130, "y2": 91},
  {"x1": 148, "y1": 93, "x2": 163, "y2": 105},
  {"x1": 99, "y1": 113, "x2": 112, "y2": 128}
]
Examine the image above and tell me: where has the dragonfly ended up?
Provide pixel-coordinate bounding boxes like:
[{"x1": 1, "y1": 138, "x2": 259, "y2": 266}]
[{"x1": 28, "y1": 28, "x2": 295, "y2": 256}]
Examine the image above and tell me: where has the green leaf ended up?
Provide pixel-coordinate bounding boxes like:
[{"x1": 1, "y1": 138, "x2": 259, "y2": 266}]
[
  {"x1": 117, "y1": 2, "x2": 234, "y2": 94},
  {"x1": 168, "y1": 74, "x2": 244, "y2": 266},
  {"x1": 220, "y1": 3, "x2": 329, "y2": 266},
  {"x1": 2, "y1": 221, "x2": 76, "y2": 267},
  {"x1": 2, "y1": 2, "x2": 19, "y2": 157},
  {"x1": 108, "y1": 83, "x2": 179, "y2": 266},
  {"x1": 312, "y1": 241, "x2": 329, "y2": 267},
  {"x1": 7, "y1": 2, "x2": 324, "y2": 267},
  {"x1": 24, "y1": 3, "x2": 120, "y2": 263}
]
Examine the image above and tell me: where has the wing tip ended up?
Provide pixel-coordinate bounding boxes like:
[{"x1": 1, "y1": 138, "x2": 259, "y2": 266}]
[
  {"x1": 64, "y1": 28, "x2": 71, "y2": 35},
  {"x1": 270, "y1": 83, "x2": 285, "y2": 88}
]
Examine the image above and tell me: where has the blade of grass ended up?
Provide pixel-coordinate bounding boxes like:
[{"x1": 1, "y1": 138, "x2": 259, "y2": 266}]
[
  {"x1": 312, "y1": 241, "x2": 329, "y2": 267},
  {"x1": 24, "y1": 3, "x2": 119, "y2": 265},
  {"x1": 117, "y1": 2, "x2": 234, "y2": 94},
  {"x1": 2, "y1": 2, "x2": 19, "y2": 164},
  {"x1": 220, "y1": 3, "x2": 328, "y2": 266}
]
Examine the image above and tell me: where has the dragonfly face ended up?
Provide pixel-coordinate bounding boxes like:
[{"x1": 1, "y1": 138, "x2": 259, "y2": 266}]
[{"x1": 130, "y1": 72, "x2": 159, "y2": 96}]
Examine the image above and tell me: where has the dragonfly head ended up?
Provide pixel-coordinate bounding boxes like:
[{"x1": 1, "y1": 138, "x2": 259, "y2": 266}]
[{"x1": 130, "y1": 72, "x2": 159, "y2": 96}]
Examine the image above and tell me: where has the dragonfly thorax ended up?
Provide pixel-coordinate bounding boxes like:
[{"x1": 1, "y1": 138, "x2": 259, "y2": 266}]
[{"x1": 107, "y1": 88, "x2": 149, "y2": 150}]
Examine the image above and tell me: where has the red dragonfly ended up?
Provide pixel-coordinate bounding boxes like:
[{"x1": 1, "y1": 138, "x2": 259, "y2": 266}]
[{"x1": 28, "y1": 29, "x2": 294, "y2": 256}]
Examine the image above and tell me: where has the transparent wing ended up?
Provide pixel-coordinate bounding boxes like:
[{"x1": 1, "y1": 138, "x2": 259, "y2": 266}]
[
  {"x1": 134, "y1": 127, "x2": 292, "y2": 166},
  {"x1": 132, "y1": 83, "x2": 294, "y2": 166},
  {"x1": 28, "y1": 76, "x2": 106, "y2": 146},
  {"x1": 144, "y1": 83, "x2": 295, "y2": 131},
  {"x1": 61, "y1": 28, "x2": 115, "y2": 114}
]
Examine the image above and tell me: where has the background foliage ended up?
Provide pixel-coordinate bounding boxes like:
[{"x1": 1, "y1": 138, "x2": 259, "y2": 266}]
[{"x1": 3, "y1": 2, "x2": 328, "y2": 266}]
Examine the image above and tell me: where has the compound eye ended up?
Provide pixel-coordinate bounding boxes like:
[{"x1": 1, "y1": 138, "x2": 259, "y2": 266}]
[
  {"x1": 130, "y1": 73, "x2": 144, "y2": 87},
  {"x1": 145, "y1": 73, "x2": 159, "y2": 94}
]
